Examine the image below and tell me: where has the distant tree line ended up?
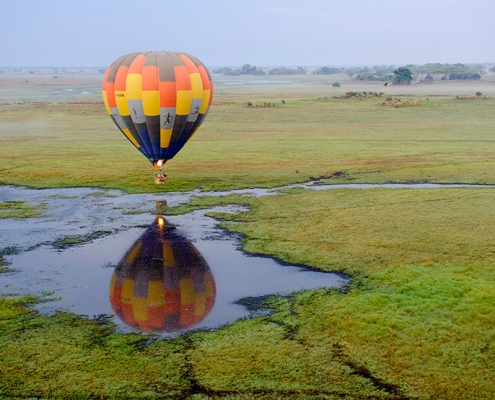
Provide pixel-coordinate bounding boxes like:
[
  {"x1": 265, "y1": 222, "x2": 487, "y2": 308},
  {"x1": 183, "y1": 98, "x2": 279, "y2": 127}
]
[
  {"x1": 268, "y1": 66, "x2": 307, "y2": 75},
  {"x1": 448, "y1": 72, "x2": 481, "y2": 80},
  {"x1": 353, "y1": 72, "x2": 392, "y2": 82},
  {"x1": 313, "y1": 66, "x2": 343, "y2": 75},
  {"x1": 212, "y1": 64, "x2": 308, "y2": 76},
  {"x1": 212, "y1": 62, "x2": 488, "y2": 82},
  {"x1": 213, "y1": 64, "x2": 266, "y2": 76},
  {"x1": 409, "y1": 63, "x2": 484, "y2": 81}
]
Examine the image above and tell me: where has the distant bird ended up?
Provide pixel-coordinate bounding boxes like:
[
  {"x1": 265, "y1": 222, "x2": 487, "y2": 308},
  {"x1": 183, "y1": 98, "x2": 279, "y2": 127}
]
[{"x1": 384, "y1": 82, "x2": 388, "y2": 86}]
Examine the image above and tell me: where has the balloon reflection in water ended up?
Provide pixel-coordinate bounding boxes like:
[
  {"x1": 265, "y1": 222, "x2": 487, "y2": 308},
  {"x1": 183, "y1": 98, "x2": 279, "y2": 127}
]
[{"x1": 109, "y1": 216, "x2": 216, "y2": 333}]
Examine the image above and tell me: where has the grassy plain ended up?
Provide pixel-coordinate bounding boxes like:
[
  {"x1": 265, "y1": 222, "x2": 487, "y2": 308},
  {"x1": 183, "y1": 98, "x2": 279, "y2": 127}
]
[
  {"x1": 0, "y1": 72, "x2": 494, "y2": 191},
  {"x1": 1, "y1": 72, "x2": 495, "y2": 398}
]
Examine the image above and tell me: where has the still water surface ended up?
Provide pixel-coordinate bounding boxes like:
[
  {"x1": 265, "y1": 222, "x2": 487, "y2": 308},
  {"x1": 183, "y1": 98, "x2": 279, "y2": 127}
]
[
  {"x1": 0, "y1": 185, "x2": 347, "y2": 336},
  {"x1": 0, "y1": 182, "x2": 488, "y2": 336}
]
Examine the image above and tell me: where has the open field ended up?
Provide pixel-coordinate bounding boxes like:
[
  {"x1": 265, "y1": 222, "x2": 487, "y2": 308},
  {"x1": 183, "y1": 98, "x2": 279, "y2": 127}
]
[
  {"x1": 1, "y1": 72, "x2": 495, "y2": 192},
  {"x1": 1, "y1": 72, "x2": 495, "y2": 398}
]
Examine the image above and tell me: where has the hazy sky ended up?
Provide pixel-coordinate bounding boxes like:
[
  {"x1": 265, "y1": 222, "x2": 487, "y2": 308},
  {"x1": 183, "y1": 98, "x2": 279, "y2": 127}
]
[{"x1": 1, "y1": 0, "x2": 493, "y2": 68}]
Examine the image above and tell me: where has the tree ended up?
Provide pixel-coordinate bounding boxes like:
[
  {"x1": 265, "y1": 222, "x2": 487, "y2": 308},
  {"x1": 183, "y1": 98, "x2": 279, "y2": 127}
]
[
  {"x1": 240, "y1": 64, "x2": 265, "y2": 75},
  {"x1": 392, "y1": 67, "x2": 413, "y2": 85},
  {"x1": 240, "y1": 64, "x2": 252, "y2": 74}
]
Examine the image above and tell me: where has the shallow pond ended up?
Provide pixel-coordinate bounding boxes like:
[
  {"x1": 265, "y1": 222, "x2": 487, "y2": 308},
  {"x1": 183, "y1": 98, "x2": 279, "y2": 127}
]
[
  {"x1": 0, "y1": 182, "x2": 490, "y2": 336},
  {"x1": 0, "y1": 185, "x2": 347, "y2": 336}
]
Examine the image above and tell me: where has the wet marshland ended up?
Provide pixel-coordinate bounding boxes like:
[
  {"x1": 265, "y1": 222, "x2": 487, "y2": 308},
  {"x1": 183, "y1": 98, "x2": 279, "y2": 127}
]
[{"x1": 0, "y1": 182, "x2": 487, "y2": 336}]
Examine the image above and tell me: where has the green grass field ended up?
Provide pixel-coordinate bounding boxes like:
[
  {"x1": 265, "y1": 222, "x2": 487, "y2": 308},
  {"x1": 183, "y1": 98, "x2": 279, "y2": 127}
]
[
  {"x1": 1, "y1": 72, "x2": 495, "y2": 398},
  {"x1": 1, "y1": 73, "x2": 494, "y2": 192}
]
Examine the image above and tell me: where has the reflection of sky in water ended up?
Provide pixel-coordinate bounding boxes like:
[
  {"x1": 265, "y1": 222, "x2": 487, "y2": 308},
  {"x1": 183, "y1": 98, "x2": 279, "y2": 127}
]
[
  {"x1": 219, "y1": 80, "x2": 299, "y2": 85},
  {"x1": 60, "y1": 89, "x2": 90, "y2": 94},
  {"x1": 1, "y1": 182, "x2": 489, "y2": 336},
  {"x1": 0, "y1": 185, "x2": 344, "y2": 336}
]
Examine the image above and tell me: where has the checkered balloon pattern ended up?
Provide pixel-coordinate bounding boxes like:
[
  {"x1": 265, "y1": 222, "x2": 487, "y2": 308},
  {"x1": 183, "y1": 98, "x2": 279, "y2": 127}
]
[{"x1": 102, "y1": 51, "x2": 213, "y2": 167}]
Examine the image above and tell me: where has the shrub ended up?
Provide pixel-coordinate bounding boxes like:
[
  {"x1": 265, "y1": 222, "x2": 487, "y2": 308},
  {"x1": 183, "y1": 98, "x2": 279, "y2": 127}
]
[{"x1": 381, "y1": 97, "x2": 423, "y2": 107}]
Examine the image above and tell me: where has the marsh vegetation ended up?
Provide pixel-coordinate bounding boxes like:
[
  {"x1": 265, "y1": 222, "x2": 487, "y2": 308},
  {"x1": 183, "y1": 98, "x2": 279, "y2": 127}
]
[{"x1": 1, "y1": 71, "x2": 495, "y2": 398}]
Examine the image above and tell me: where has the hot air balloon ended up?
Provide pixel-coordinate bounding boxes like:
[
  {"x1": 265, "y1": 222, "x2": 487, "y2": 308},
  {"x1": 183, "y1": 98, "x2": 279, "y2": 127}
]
[
  {"x1": 109, "y1": 216, "x2": 216, "y2": 333},
  {"x1": 102, "y1": 52, "x2": 214, "y2": 184}
]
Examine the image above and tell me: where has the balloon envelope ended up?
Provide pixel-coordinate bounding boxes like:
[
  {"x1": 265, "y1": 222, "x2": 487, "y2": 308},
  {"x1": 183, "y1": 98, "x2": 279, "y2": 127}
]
[{"x1": 102, "y1": 51, "x2": 213, "y2": 166}]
